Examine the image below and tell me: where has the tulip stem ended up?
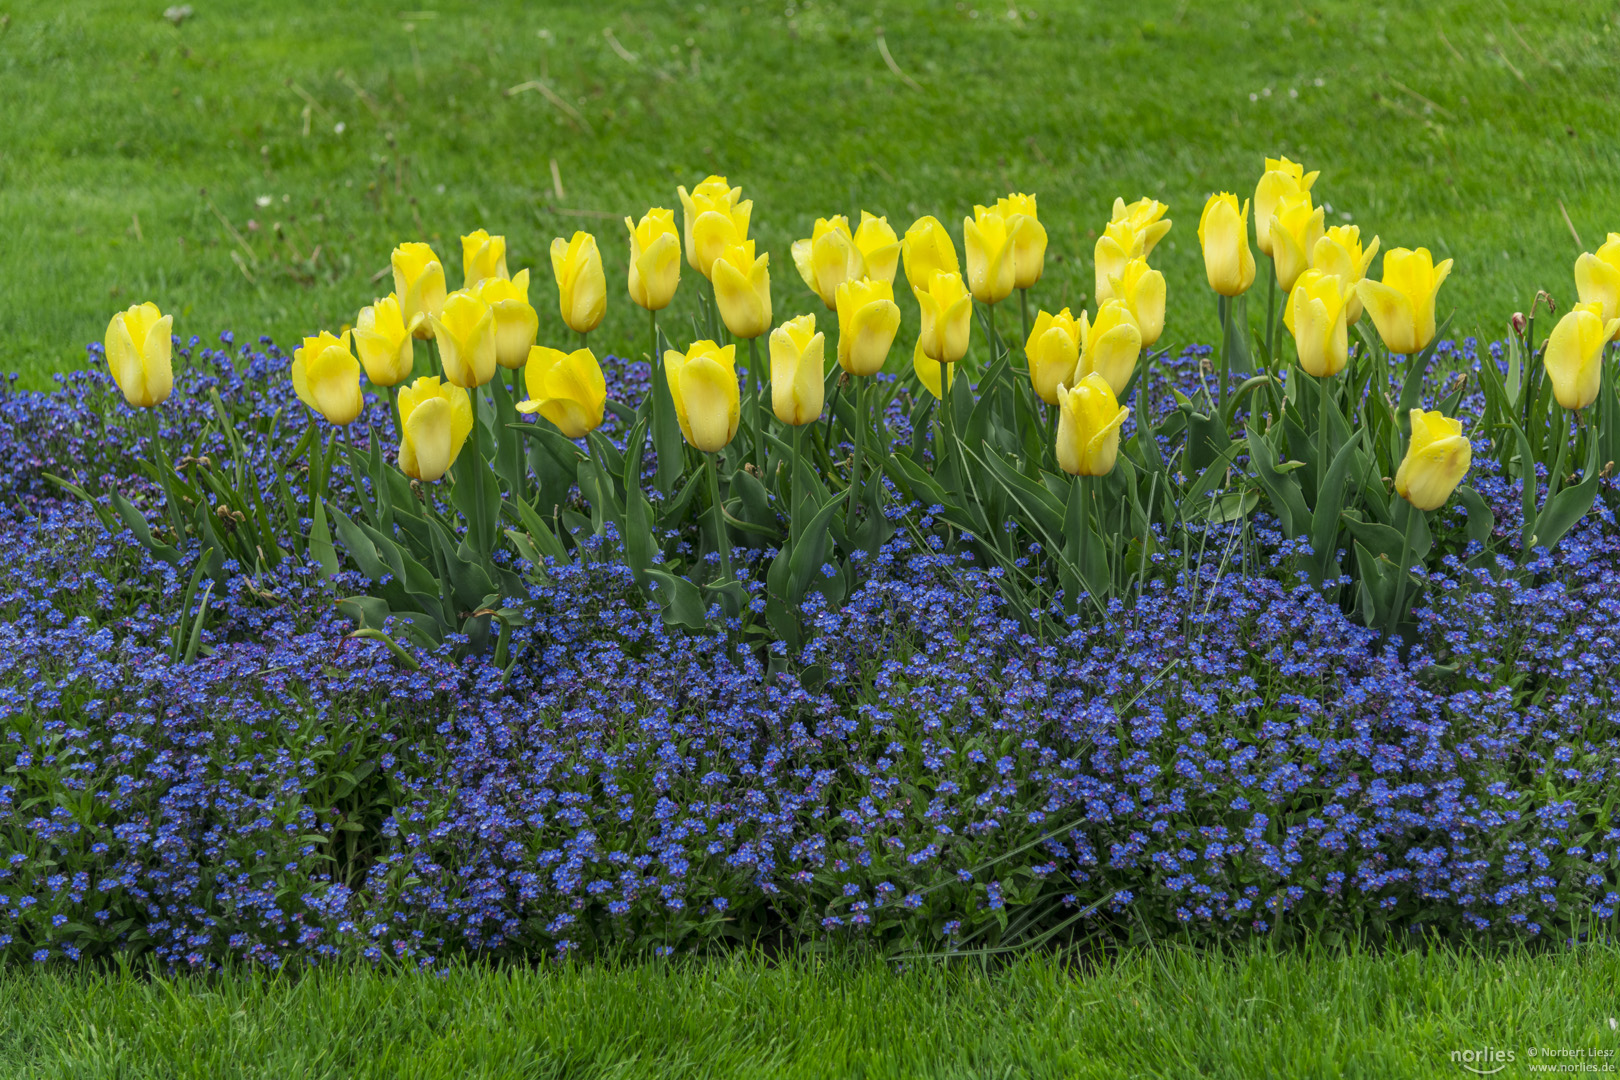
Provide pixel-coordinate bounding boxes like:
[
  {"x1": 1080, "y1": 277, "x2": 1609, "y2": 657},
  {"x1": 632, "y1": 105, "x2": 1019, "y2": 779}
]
[
  {"x1": 510, "y1": 365, "x2": 526, "y2": 494},
  {"x1": 706, "y1": 451, "x2": 733, "y2": 591},
  {"x1": 1216, "y1": 294, "x2": 1230, "y2": 415},
  {"x1": 1547, "y1": 411, "x2": 1572, "y2": 502},
  {"x1": 468, "y1": 409, "x2": 488, "y2": 556},
  {"x1": 1317, "y1": 373, "x2": 1330, "y2": 508},
  {"x1": 1264, "y1": 261, "x2": 1278, "y2": 362},
  {"x1": 847, "y1": 376, "x2": 867, "y2": 516},
  {"x1": 1019, "y1": 289, "x2": 1031, "y2": 356},
  {"x1": 387, "y1": 383, "x2": 401, "y2": 439},
  {"x1": 1076, "y1": 474, "x2": 1093, "y2": 599},
  {"x1": 937, "y1": 358, "x2": 954, "y2": 477},
  {"x1": 749, "y1": 336, "x2": 766, "y2": 471},
  {"x1": 1388, "y1": 507, "x2": 1420, "y2": 639},
  {"x1": 790, "y1": 422, "x2": 806, "y2": 554},
  {"x1": 649, "y1": 308, "x2": 659, "y2": 366}
]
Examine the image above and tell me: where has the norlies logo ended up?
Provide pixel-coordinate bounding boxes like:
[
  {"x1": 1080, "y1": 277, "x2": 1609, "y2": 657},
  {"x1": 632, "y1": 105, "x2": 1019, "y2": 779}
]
[{"x1": 1451, "y1": 1046, "x2": 1515, "y2": 1075}]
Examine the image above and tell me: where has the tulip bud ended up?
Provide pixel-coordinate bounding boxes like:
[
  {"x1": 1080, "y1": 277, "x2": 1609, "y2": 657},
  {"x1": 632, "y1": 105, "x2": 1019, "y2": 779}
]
[
  {"x1": 1077, "y1": 300, "x2": 1142, "y2": 397},
  {"x1": 396, "y1": 375, "x2": 474, "y2": 482},
  {"x1": 852, "y1": 211, "x2": 902, "y2": 286},
  {"x1": 1025, "y1": 307, "x2": 1081, "y2": 406},
  {"x1": 677, "y1": 175, "x2": 752, "y2": 279},
  {"x1": 1283, "y1": 269, "x2": 1351, "y2": 378},
  {"x1": 1394, "y1": 409, "x2": 1471, "y2": 511},
  {"x1": 517, "y1": 345, "x2": 607, "y2": 438},
  {"x1": 1574, "y1": 232, "x2": 1620, "y2": 329},
  {"x1": 712, "y1": 240, "x2": 773, "y2": 339},
  {"x1": 996, "y1": 193, "x2": 1048, "y2": 290},
  {"x1": 391, "y1": 242, "x2": 447, "y2": 339},
  {"x1": 475, "y1": 269, "x2": 541, "y2": 370},
  {"x1": 964, "y1": 204, "x2": 1017, "y2": 305},
  {"x1": 664, "y1": 340, "x2": 741, "y2": 452},
  {"x1": 625, "y1": 208, "x2": 682, "y2": 311},
  {"x1": 104, "y1": 302, "x2": 174, "y2": 407},
  {"x1": 913, "y1": 270, "x2": 973, "y2": 364},
  {"x1": 901, "y1": 215, "x2": 960, "y2": 293},
  {"x1": 792, "y1": 216, "x2": 863, "y2": 310},
  {"x1": 1197, "y1": 194, "x2": 1256, "y2": 297},
  {"x1": 1355, "y1": 247, "x2": 1453, "y2": 356},
  {"x1": 1545, "y1": 302, "x2": 1620, "y2": 411},
  {"x1": 835, "y1": 277, "x2": 901, "y2": 376},
  {"x1": 1109, "y1": 196, "x2": 1173, "y2": 258},
  {"x1": 1310, "y1": 225, "x2": 1380, "y2": 325},
  {"x1": 550, "y1": 231, "x2": 607, "y2": 335},
  {"x1": 353, "y1": 294, "x2": 420, "y2": 387},
  {"x1": 1107, "y1": 259, "x2": 1166, "y2": 348},
  {"x1": 769, "y1": 314, "x2": 826, "y2": 426},
  {"x1": 1055, "y1": 372, "x2": 1130, "y2": 478},
  {"x1": 912, "y1": 336, "x2": 955, "y2": 401},
  {"x1": 460, "y1": 229, "x2": 509, "y2": 289},
  {"x1": 1254, "y1": 156, "x2": 1319, "y2": 257},
  {"x1": 291, "y1": 330, "x2": 364, "y2": 425},
  {"x1": 1510, "y1": 311, "x2": 1528, "y2": 336},
  {"x1": 430, "y1": 289, "x2": 498, "y2": 389},
  {"x1": 1267, "y1": 190, "x2": 1325, "y2": 294}
]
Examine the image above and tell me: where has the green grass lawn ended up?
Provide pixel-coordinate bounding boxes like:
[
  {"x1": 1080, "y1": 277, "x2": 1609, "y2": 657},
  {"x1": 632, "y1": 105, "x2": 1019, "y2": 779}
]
[{"x1": 3, "y1": 0, "x2": 1616, "y2": 386}]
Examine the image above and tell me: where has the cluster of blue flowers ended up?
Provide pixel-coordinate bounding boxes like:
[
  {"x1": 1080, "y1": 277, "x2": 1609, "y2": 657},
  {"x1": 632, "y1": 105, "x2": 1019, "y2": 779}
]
[{"x1": 0, "y1": 334, "x2": 1616, "y2": 970}]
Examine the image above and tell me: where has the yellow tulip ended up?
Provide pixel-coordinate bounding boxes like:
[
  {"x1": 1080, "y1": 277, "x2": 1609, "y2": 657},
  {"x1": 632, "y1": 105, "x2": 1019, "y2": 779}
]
[
  {"x1": 1545, "y1": 301, "x2": 1620, "y2": 411},
  {"x1": 1356, "y1": 247, "x2": 1453, "y2": 356},
  {"x1": 475, "y1": 269, "x2": 540, "y2": 370},
  {"x1": 676, "y1": 175, "x2": 752, "y2": 279},
  {"x1": 1394, "y1": 409, "x2": 1471, "y2": 511},
  {"x1": 1197, "y1": 193, "x2": 1256, "y2": 298},
  {"x1": 1310, "y1": 225, "x2": 1380, "y2": 325},
  {"x1": 625, "y1": 208, "x2": 681, "y2": 311},
  {"x1": 964, "y1": 204, "x2": 1017, "y2": 305},
  {"x1": 1077, "y1": 300, "x2": 1142, "y2": 397},
  {"x1": 1283, "y1": 270, "x2": 1351, "y2": 378},
  {"x1": 460, "y1": 230, "x2": 508, "y2": 289},
  {"x1": 852, "y1": 211, "x2": 903, "y2": 286},
  {"x1": 353, "y1": 294, "x2": 419, "y2": 387},
  {"x1": 1106, "y1": 258, "x2": 1166, "y2": 348},
  {"x1": 1254, "y1": 156, "x2": 1319, "y2": 257},
  {"x1": 104, "y1": 302, "x2": 173, "y2": 407},
  {"x1": 664, "y1": 340, "x2": 741, "y2": 452},
  {"x1": 291, "y1": 330, "x2": 364, "y2": 426},
  {"x1": 517, "y1": 346, "x2": 607, "y2": 437},
  {"x1": 430, "y1": 289, "x2": 498, "y2": 389},
  {"x1": 1268, "y1": 190, "x2": 1324, "y2": 293},
  {"x1": 1093, "y1": 219, "x2": 1145, "y2": 306},
  {"x1": 712, "y1": 240, "x2": 773, "y2": 339},
  {"x1": 1574, "y1": 233, "x2": 1620, "y2": 329},
  {"x1": 549, "y1": 231, "x2": 607, "y2": 335},
  {"x1": 1025, "y1": 307, "x2": 1081, "y2": 406},
  {"x1": 901, "y1": 215, "x2": 960, "y2": 293},
  {"x1": 835, "y1": 277, "x2": 902, "y2": 377},
  {"x1": 1109, "y1": 196, "x2": 1173, "y2": 258},
  {"x1": 997, "y1": 192, "x2": 1048, "y2": 290},
  {"x1": 396, "y1": 375, "x2": 473, "y2": 482},
  {"x1": 769, "y1": 314, "x2": 826, "y2": 426},
  {"x1": 912, "y1": 337, "x2": 956, "y2": 401},
  {"x1": 391, "y1": 242, "x2": 447, "y2": 340},
  {"x1": 913, "y1": 270, "x2": 973, "y2": 363},
  {"x1": 1055, "y1": 372, "x2": 1130, "y2": 478},
  {"x1": 791, "y1": 216, "x2": 864, "y2": 310}
]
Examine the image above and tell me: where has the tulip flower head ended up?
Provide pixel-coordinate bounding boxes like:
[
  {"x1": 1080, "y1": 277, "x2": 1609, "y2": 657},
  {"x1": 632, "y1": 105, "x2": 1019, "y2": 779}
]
[
  {"x1": 1093, "y1": 219, "x2": 1146, "y2": 306},
  {"x1": 1106, "y1": 258, "x2": 1166, "y2": 348},
  {"x1": 913, "y1": 270, "x2": 973, "y2": 364},
  {"x1": 677, "y1": 175, "x2": 752, "y2": 279},
  {"x1": 1055, "y1": 372, "x2": 1130, "y2": 478},
  {"x1": 997, "y1": 193, "x2": 1049, "y2": 290},
  {"x1": 964, "y1": 204, "x2": 1017, "y2": 305},
  {"x1": 518, "y1": 345, "x2": 607, "y2": 438},
  {"x1": 396, "y1": 375, "x2": 474, "y2": 482},
  {"x1": 664, "y1": 340, "x2": 741, "y2": 452},
  {"x1": 912, "y1": 337, "x2": 956, "y2": 401},
  {"x1": 391, "y1": 242, "x2": 447, "y2": 339},
  {"x1": 1109, "y1": 197, "x2": 1173, "y2": 258},
  {"x1": 550, "y1": 231, "x2": 607, "y2": 335},
  {"x1": 475, "y1": 269, "x2": 541, "y2": 370},
  {"x1": 625, "y1": 208, "x2": 682, "y2": 311},
  {"x1": 430, "y1": 289, "x2": 498, "y2": 389},
  {"x1": 1310, "y1": 225, "x2": 1380, "y2": 325},
  {"x1": 1545, "y1": 301, "x2": 1620, "y2": 411},
  {"x1": 792, "y1": 216, "x2": 864, "y2": 310},
  {"x1": 1574, "y1": 233, "x2": 1620, "y2": 329},
  {"x1": 1254, "y1": 156, "x2": 1319, "y2": 257},
  {"x1": 1356, "y1": 247, "x2": 1453, "y2": 356},
  {"x1": 460, "y1": 230, "x2": 509, "y2": 289},
  {"x1": 1025, "y1": 307, "x2": 1082, "y2": 406},
  {"x1": 1197, "y1": 193, "x2": 1256, "y2": 297},
  {"x1": 712, "y1": 240, "x2": 773, "y2": 339},
  {"x1": 1395, "y1": 409, "x2": 1471, "y2": 511},
  {"x1": 1284, "y1": 269, "x2": 1351, "y2": 378},
  {"x1": 104, "y1": 302, "x2": 174, "y2": 407},
  {"x1": 852, "y1": 211, "x2": 902, "y2": 285},
  {"x1": 901, "y1": 215, "x2": 961, "y2": 293},
  {"x1": 769, "y1": 314, "x2": 826, "y2": 426},
  {"x1": 1077, "y1": 300, "x2": 1142, "y2": 397},
  {"x1": 353, "y1": 294, "x2": 420, "y2": 387},
  {"x1": 1268, "y1": 190, "x2": 1325, "y2": 294},
  {"x1": 835, "y1": 277, "x2": 902, "y2": 377},
  {"x1": 291, "y1": 330, "x2": 364, "y2": 426}
]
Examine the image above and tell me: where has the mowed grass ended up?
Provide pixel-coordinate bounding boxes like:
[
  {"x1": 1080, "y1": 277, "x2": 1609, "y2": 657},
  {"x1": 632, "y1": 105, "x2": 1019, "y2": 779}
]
[
  {"x1": 3, "y1": 945, "x2": 1619, "y2": 1079},
  {"x1": 2, "y1": 1, "x2": 1617, "y2": 386}
]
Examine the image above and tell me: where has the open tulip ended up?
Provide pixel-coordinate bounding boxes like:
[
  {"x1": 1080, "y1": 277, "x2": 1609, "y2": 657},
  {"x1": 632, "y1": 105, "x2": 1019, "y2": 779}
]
[
  {"x1": 430, "y1": 289, "x2": 497, "y2": 388},
  {"x1": 1284, "y1": 270, "x2": 1351, "y2": 378},
  {"x1": 1109, "y1": 196, "x2": 1173, "y2": 258},
  {"x1": 1093, "y1": 219, "x2": 1145, "y2": 306},
  {"x1": 677, "y1": 175, "x2": 752, "y2": 279},
  {"x1": 1055, "y1": 372, "x2": 1130, "y2": 478},
  {"x1": 901, "y1": 215, "x2": 960, "y2": 293},
  {"x1": 1077, "y1": 300, "x2": 1142, "y2": 396},
  {"x1": 1356, "y1": 247, "x2": 1453, "y2": 356},
  {"x1": 517, "y1": 345, "x2": 607, "y2": 437},
  {"x1": 396, "y1": 376, "x2": 474, "y2": 482},
  {"x1": 1025, "y1": 308, "x2": 1081, "y2": 406},
  {"x1": 1545, "y1": 301, "x2": 1620, "y2": 411},
  {"x1": 792, "y1": 216, "x2": 864, "y2": 309},
  {"x1": 104, "y1": 302, "x2": 173, "y2": 407},
  {"x1": 1106, "y1": 258, "x2": 1166, "y2": 348},
  {"x1": 664, "y1": 340, "x2": 741, "y2": 452},
  {"x1": 475, "y1": 269, "x2": 540, "y2": 370},
  {"x1": 1268, "y1": 190, "x2": 1324, "y2": 293},
  {"x1": 1311, "y1": 225, "x2": 1380, "y2": 325},
  {"x1": 712, "y1": 240, "x2": 773, "y2": 339},
  {"x1": 291, "y1": 330, "x2": 364, "y2": 425},
  {"x1": 625, "y1": 208, "x2": 681, "y2": 311},
  {"x1": 353, "y1": 294, "x2": 419, "y2": 387},
  {"x1": 835, "y1": 277, "x2": 901, "y2": 376},
  {"x1": 997, "y1": 193, "x2": 1048, "y2": 290},
  {"x1": 964, "y1": 204, "x2": 1017, "y2": 305},
  {"x1": 852, "y1": 211, "x2": 902, "y2": 285},
  {"x1": 1395, "y1": 409, "x2": 1471, "y2": 511},
  {"x1": 1574, "y1": 233, "x2": 1620, "y2": 329},
  {"x1": 550, "y1": 231, "x2": 607, "y2": 335},
  {"x1": 391, "y1": 242, "x2": 447, "y2": 339},
  {"x1": 769, "y1": 314, "x2": 825, "y2": 425},
  {"x1": 460, "y1": 230, "x2": 508, "y2": 289},
  {"x1": 1197, "y1": 193, "x2": 1256, "y2": 297},
  {"x1": 1254, "y1": 156, "x2": 1319, "y2": 257},
  {"x1": 912, "y1": 337, "x2": 956, "y2": 401},
  {"x1": 914, "y1": 270, "x2": 973, "y2": 364}
]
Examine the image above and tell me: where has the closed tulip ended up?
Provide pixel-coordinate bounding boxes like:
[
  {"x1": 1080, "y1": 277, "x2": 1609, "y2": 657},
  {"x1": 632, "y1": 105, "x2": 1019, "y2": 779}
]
[
  {"x1": 1109, "y1": 196, "x2": 1173, "y2": 258},
  {"x1": 901, "y1": 215, "x2": 960, "y2": 293},
  {"x1": 1106, "y1": 258, "x2": 1166, "y2": 348},
  {"x1": 664, "y1": 340, "x2": 741, "y2": 452},
  {"x1": 104, "y1": 302, "x2": 173, "y2": 407},
  {"x1": 964, "y1": 204, "x2": 1017, "y2": 305},
  {"x1": 1055, "y1": 372, "x2": 1130, "y2": 478},
  {"x1": 1545, "y1": 301, "x2": 1620, "y2": 411},
  {"x1": 430, "y1": 289, "x2": 497, "y2": 389},
  {"x1": 769, "y1": 314, "x2": 826, "y2": 425},
  {"x1": 1025, "y1": 307, "x2": 1081, "y2": 406},
  {"x1": 1356, "y1": 247, "x2": 1453, "y2": 356},
  {"x1": 1254, "y1": 156, "x2": 1319, "y2": 257},
  {"x1": 1268, "y1": 190, "x2": 1324, "y2": 293},
  {"x1": 1197, "y1": 193, "x2": 1256, "y2": 298},
  {"x1": 475, "y1": 269, "x2": 540, "y2": 370},
  {"x1": 1310, "y1": 225, "x2": 1380, "y2": 325},
  {"x1": 517, "y1": 346, "x2": 607, "y2": 437},
  {"x1": 353, "y1": 294, "x2": 419, "y2": 387},
  {"x1": 396, "y1": 375, "x2": 474, "y2": 482},
  {"x1": 291, "y1": 330, "x2": 364, "y2": 425},
  {"x1": 913, "y1": 270, "x2": 973, "y2": 363},
  {"x1": 625, "y1": 208, "x2": 681, "y2": 311},
  {"x1": 1574, "y1": 233, "x2": 1620, "y2": 328},
  {"x1": 1077, "y1": 300, "x2": 1142, "y2": 396},
  {"x1": 1395, "y1": 409, "x2": 1471, "y2": 511},
  {"x1": 835, "y1": 277, "x2": 902, "y2": 376},
  {"x1": 391, "y1": 242, "x2": 447, "y2": 340},
  {"x1": 677, "y1": 175, "x2": 752, "y2": 279},
  {"x1": 997, "y1": 193, "x2": 1048, "y2": 290},
  {"x1": 912, "y1": 337, "x2": 956, "y2": 401},
  {"x1": 550, "y1": 231, "x2": 607, "y2": 335},
  {"x1": 852, "y1": 211, "x2": 902, "y2": 285},
  {"x1": 1284, "y1": 270, "x2": 1351, "y2": 378},
  {"x1": 712, "y1": 240, "x2": 773, "y2": 339},
  {"x1": 1093, "y1": 219, "x2": 1145, "y2": 306},
  {"x1": 792, "y1": 216, "x2": 864, "y2": 310},
  {"x1": 460, "y1": 230, "x2": 508, "y2": 289}
]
